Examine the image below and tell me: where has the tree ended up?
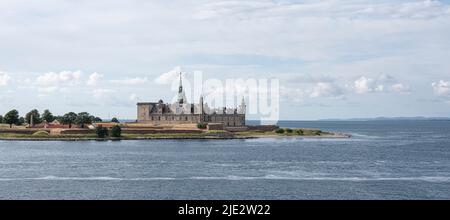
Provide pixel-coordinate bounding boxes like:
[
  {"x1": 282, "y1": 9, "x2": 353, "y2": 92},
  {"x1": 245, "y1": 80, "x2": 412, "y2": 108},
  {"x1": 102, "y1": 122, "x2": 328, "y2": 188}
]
[
  {"x1": 111, "y1": 117, "x2": 120, "y2": 123},
  {"x1": 197, "y1": 123, "x2": 207, "y2": 129},
  {"x1": 275, "y1": 128, "x2": 285, "y2": 134},
  {"x1": 89, "y1": 115, "x2": 102, "y2": 123},
  {"x1": 25, "y1": 109, "x2": 42, "y2": 125},
  {"x1": 4, "y1": 110, "x2": 19, "y2": 128},
  {"x1": 42, "y1": 109, "x2": 55, "y2": 122},
  {"x1": 17, "y1": 117, "x2": 25, "y2": 126},
  {"x1": 93, "y1": 117, "x2": 102, "y2": 123},
  {"x1": 61, "y1": 112, "x2": 77, "y2": 128},
  {"x1": 95, "y1": 126, "x2": 109, "y2": 138},
  {"x1": 75, "y1": 112, "x2": 92, "y2": 128},
  {"x1": 110, "y1": 125, "x2": 122, "y2": 137},
  {"x1": 54, "y1": 115, "x2": 63, "y2": 123},
  {"x1": 0, "y1": 115, "x2": 3, "y2": 124}
]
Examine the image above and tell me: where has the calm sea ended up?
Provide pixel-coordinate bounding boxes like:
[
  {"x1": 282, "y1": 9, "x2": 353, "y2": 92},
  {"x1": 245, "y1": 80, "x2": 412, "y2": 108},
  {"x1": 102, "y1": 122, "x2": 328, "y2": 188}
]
[{"x1": 0, "y1": 120, "x2": 449, "y2": 200}]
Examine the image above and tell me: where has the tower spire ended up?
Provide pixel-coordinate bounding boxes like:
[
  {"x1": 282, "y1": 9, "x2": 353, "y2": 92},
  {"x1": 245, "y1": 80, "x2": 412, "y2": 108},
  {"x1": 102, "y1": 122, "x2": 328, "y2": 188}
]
[
  {"x1": 178, "y1": 72, "x2": 183, "y2": 93},
  {"x1": 177, "y1": 72, "x2": 187, "y2": 105}
]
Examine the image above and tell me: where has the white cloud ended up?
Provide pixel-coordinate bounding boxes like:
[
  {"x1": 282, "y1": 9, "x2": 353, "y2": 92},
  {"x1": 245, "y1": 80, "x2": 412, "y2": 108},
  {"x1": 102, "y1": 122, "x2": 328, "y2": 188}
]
[
  {"x1": 195, "y1": 0, "x2": 449, "y2": 20},
  {"x1": 155, "y1": 67, "x2": 181, "y2": 85},
  {"x1": 0, "y1": 72, "x2": 11, "y2": 86},
  {"x1": 354, "y1": 76, "x2": 379, "y2": 94},
  {"x1": 280, "y1": 86, "x2": 304, "y2": 102},
  {"x1": 432, "y1": 80, "x2": 450, "y2": 96},
  {"x1": 0, "y1": 1, "x2": 448, "y2": 118},
  {"x1": 390, "y1": 83, "x2": 411, "y2": 93},
  {"x1": 110, "y1": 77, "x2": 148, "y2": 85},
  {"x1": 310, "y1": 82, "x2": 344, "y2": 98},
  {"x1": 86, "y1": 72, "x2": 103, "y2": 86},
  {"x1": 36, "y1": 71, "x2": 82, "y2": 86},
  {"x1": 129, "y1": 93, "x2": 138, "y2": 101}
]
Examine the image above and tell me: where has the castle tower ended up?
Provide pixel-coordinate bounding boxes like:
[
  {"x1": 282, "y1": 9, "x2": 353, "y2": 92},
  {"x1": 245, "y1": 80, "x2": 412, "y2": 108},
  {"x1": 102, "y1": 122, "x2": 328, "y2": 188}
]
[
  {"x1": 177, "y1": 72, "x2": 187, "y2": 105},
  {"x1": 30, "y1": 114, "x2": 34, "y2": 128},
  {"x1": 199, "y1": 95, "x2": 204, "y2": 114},
  {"x1": 238, "y1": 97, "x2": 246, "y2": 114}
]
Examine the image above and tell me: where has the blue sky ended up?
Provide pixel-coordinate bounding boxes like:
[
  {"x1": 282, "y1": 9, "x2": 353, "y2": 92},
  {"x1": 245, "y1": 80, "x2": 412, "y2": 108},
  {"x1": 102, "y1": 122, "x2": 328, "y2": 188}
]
[{"x1": 1, "y1": 0, "x2": 450, "y2": 120}]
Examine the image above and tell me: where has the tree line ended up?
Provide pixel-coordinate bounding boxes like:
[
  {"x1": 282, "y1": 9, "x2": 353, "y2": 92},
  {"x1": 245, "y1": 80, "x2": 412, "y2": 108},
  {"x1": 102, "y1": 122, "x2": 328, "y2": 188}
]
[{"x1": 0, "y1": 109, "x2": 103, "y2": 128}]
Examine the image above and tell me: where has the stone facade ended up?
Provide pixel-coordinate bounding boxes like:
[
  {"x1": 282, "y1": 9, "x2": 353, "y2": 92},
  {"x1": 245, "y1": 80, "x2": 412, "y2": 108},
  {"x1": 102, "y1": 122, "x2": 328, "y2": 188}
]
[{"x1": 137, "y1": 73, "x2": 246, "y2": 127}]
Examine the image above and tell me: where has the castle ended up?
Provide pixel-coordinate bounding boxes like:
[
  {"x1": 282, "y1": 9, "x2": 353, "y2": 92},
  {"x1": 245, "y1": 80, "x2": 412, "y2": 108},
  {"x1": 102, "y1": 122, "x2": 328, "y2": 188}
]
[{"x1": 137, "y1": 73, "x2": 246, "y2": 127}]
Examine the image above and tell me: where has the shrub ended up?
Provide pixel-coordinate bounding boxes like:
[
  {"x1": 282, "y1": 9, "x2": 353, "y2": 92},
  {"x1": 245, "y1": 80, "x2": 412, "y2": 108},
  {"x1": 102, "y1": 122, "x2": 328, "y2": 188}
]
[
  {"x1": 313, "y1": 130, "x2": 322, "y2": 136},
  {"x1": 32, "y1": 130, "x2": 50, "y2": 137},
  {"x1": 95, "y1": 126, "x2": 109, "y2": 138},
  {"x1": 110, "y1": 125, "x2": 122, "y2": 137},
  {"x1": 111, "y1": 117, "x2": 120, "y2": 123},
  {"x1": 275, "y1": 128, "x2": 285, "y2": 134},
  {"x1": 295, "y1": 129, "x2": 304, "y2": 135},
  {"x1": 286, "y1": 128, "x2": 293, "y2": 133},
  {"x1": 197, "y1": 123, "x2": 207, "y2": 129}
]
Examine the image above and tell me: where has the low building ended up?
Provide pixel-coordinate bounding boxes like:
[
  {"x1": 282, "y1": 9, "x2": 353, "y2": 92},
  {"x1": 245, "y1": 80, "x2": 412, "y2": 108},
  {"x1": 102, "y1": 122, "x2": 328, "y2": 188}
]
[{"x1": 137, "y1": 73, "x2": 246, "y2": 127}]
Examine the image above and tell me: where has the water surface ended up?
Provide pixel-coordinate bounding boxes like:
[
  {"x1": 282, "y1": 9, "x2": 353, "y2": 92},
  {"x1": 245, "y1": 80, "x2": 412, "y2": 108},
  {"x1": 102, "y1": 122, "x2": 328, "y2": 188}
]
[{"x1": 0, "y1": 120, "x2": 449, "y2": 199}]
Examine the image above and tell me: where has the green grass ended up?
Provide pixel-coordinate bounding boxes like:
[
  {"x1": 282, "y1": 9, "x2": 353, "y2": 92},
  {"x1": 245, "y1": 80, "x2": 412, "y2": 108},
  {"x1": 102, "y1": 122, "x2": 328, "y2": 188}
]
[
  {"x1": 0, "y1": 132, "x2": 222, "y2": 140},
  {"x1": 32, "y1": 131, "x2": 50, "y2": 137},
  {"x1": 0, "y1": 128, "x2": 338, "y2": 140},
  {"x1": 206, "y1": 130, "x2": 228, "y2": 134},
  {"x1": 234, "y1": 131, "x2": 274, "y2": 137},
  {"x1": 235, "y1": 128, "x2": 333, "y2": 137}
]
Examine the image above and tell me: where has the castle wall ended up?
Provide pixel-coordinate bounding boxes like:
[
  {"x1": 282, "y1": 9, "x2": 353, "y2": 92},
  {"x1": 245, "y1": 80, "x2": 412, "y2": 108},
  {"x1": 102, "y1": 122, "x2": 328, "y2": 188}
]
[
  {"x1": 137, "y1": 104, "x2": 151, "y2": 122},
  {"x1": 137, "y1": 103, "x2": 245, "y2": 127},
  {"x1": 138, "y1": 113, "x2": 202, "y2": 124}
]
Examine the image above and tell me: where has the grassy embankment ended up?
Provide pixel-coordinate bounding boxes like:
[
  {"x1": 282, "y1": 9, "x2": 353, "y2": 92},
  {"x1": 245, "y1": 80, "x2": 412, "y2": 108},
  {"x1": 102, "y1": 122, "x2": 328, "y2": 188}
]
[
  {"x1": 0, "y1": 127, "x2": 344, "y2": 140},
  {"x1": 234, "y1": 128, "x2": 336, "y2": 137},
  {"x1": 0, "y1": 130, "x2": 232, "y2": 140}
]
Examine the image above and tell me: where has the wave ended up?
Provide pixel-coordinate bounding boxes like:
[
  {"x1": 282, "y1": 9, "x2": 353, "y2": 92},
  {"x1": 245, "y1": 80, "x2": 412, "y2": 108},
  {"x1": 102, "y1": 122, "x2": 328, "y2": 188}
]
[
  {"x1": 0, "y1": 175, "x2": 449, "y2": 182},
  {"x1": 0, "y1": 176, "x2": 176, "y2": 181}
]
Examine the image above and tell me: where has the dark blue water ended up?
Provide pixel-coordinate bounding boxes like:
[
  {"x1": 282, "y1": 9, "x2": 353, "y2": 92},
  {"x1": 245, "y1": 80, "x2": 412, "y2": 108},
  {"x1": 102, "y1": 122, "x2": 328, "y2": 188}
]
[{"x1": 0, "y1": 120, "x2": 449, "y2": 200}]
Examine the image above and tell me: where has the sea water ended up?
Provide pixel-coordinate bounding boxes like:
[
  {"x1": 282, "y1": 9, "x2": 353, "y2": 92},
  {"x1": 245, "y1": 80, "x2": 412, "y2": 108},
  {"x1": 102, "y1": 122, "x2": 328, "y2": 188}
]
[{"x1": 0, "y1": 120, "x2": 449, "y2": 199}]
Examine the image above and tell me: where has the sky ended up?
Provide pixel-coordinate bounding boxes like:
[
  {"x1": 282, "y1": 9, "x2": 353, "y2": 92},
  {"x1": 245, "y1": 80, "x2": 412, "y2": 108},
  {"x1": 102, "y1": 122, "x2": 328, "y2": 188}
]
[{"x1": 0, "y1": 0, "x2": 450, "y2": 120}]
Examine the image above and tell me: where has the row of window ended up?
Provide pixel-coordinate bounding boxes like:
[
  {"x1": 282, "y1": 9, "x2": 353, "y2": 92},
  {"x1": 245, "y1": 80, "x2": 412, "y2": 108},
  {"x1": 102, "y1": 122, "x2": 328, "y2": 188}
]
[
  {"x1": 143, "y1": 114, "x2": 244, "y2": 125},
  {"x1": 150, "y1": 116, "x2": 196, "y2": 121}
]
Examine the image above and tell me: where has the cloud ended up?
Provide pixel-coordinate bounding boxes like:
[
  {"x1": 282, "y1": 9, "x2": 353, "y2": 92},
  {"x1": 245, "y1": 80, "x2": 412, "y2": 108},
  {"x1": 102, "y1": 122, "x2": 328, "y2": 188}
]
[
  {"x1": 432, "y1": 80, "x2": 450, "y2": 96},
  {"x1": 154, "y1": 67, "x2": 181, "y2": 85},
  {"x1": 0, "y1": 1, "x2": 449, "y2": 118},
  {"x1": 36, "y1": 71, "x2": 82, "y2": 86},
  {"x1": 280, "y1": 86, "x2": 304, "y2": 102},
  {"x1": 390, "y1": 83, "x2": 411, "y2": 93},
  {"x1": 309, "y1": 82, "x2": 344, "y2": 98},
  {"x1": 129, "y1": 93, "x2": 138, "y2": 101},
  {"x1": 353, "y1": 75, "x2": 409, "y2": 94},
  {"x1": 195, "y1": 0, "x2": 449, "y2": 20},
  {"x1": 354, "y1": 76, "x2": 383, "y2": 94},
  {"x1": 110, "y1": 77, "x2": 148, "y2": 85},
  {"x1": 281, "y1": 74, "x2": 410, "y2": 100},
  {"x1": 0, "y1": 72, "x2": 11, "y2": 86},
  {"x1": 86, "y1": 72, "x2": 103, "y2": 86}
]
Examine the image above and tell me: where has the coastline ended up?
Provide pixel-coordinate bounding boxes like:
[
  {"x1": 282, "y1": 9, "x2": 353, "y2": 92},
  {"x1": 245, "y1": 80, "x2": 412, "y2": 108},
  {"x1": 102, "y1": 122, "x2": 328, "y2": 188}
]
[{"x1": 0, "y1": 132, "x2": 351, "y2": 141}]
